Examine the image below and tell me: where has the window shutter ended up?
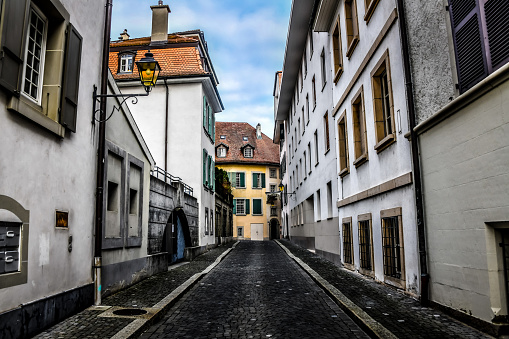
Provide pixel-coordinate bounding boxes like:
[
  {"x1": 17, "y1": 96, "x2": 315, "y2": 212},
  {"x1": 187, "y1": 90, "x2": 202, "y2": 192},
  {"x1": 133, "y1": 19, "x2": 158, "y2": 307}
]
[
  {"x1": 261, "y1": 173, "x2": 266, "y2": 188},
  {"x1": 240, "y1": 172, "x2": 245, "y2": 188},
  {"x1": 203, "y1": 96, "x2": 207, "y2": 129},
  {"x1": 0, "y1": 0, "x2": 28, "y2": 95},
  {"x1": 60, "y1": 24, "x2": 83, "y2": 132},
  {"x1": 253, "y1": 199, "x2": 262, "y2": 215},
  {"x1": 449, "y1": 0, "x2": 487, "y2": 93},
  {"x1": 208, "y1": 155, "x2": 212, "y2": 188},
  {"x1": 233, "y1": 199, "x2": 236, "y2": 214},
  {"x1": 208, "y1": 105, "x2": 212, "y2": 134},
  {"x1": 485, "y1": 0, "x2": 509, "y2": 71},
  {"x1": 252, "y1": 173, "x2": 256, "y2": 188},
  {"x1": 203, "y1": 149, "x2": 207, "y2": 185},
  {"x1": 212, "y1": 112, "x2": 216, "y2": 139},
  {"x1": 245, "y1": 199, "x2": 250, "y2": 215},
  {"x1": 212, "y1": 160, "x2": 215, "y2": 191}
]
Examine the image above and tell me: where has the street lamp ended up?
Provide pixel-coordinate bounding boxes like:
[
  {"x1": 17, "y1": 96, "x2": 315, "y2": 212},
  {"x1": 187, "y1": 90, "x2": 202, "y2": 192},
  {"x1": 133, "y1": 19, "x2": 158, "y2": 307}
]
[{"x1": 93, "y1": 49, "x2": 161, "y2": 305}]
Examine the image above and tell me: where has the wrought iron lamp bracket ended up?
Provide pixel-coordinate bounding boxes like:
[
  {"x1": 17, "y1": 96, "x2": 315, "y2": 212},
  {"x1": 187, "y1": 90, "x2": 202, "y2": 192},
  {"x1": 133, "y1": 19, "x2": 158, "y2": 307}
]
[{"x1": 92, "y1": 85, "x2": 149, "y2": 124}]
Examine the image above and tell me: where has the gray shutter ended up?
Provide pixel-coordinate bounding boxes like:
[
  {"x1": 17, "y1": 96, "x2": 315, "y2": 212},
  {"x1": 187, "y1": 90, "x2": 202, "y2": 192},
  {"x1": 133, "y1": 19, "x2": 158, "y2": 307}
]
[
  {"x1": 0, "y1": 0, "x2": 28, "y2": 95},
  {"x1": 449, "y1": 0, "x2": 487, "y2": 93},
  {"x1": 485, "y1": 0, "x2": 509, "y2": 71},
  {"x1": 60, "y1": 24, "x2": 83, "y2": 132}
]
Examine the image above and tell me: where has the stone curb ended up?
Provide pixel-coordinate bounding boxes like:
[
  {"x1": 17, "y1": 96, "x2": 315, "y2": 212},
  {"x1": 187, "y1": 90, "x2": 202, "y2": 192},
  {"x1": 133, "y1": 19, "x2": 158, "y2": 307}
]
[
  {"x1": 276, "y1": 240, "x2": 397, "y2": 339},
  {"x1": 110, "y1": 241, "x2": 239, "y2": 339}
]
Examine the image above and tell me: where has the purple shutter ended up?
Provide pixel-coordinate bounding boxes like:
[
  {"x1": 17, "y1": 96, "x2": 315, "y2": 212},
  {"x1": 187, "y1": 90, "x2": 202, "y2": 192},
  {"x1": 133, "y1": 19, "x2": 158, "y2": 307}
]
[{"x1": 484, "y1": 0, "x2": 509, "y2": 71}]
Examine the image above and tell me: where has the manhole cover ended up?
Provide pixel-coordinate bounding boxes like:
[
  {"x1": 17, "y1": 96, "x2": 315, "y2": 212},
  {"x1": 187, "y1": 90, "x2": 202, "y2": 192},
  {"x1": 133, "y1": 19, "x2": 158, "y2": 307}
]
[{"x1": 112, "y1": 308, "x2": 148, "y2": 316}]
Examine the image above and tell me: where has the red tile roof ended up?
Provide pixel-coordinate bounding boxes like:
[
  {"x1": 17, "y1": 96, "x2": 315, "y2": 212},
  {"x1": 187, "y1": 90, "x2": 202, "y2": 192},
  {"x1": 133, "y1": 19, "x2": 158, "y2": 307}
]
[
  {"x1": 109, "y1": 34, "x2": 207, "y2": 79},
  {"x1": 215, "y1": 122, "x2": 280, "y2": 165}
]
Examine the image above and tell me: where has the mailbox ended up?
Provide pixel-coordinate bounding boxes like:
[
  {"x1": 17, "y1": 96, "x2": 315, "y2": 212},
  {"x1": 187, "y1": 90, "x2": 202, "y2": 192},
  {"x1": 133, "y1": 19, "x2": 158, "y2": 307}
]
[{"x1": 0, "y1": 222, "x2": 21, "y2": 274}]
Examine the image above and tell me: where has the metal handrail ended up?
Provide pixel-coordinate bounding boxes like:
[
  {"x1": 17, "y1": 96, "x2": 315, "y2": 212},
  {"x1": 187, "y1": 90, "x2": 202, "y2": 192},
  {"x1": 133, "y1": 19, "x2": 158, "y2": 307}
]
[{"x1": 150, "y1": 166, "x2": 194, "y2": 196}]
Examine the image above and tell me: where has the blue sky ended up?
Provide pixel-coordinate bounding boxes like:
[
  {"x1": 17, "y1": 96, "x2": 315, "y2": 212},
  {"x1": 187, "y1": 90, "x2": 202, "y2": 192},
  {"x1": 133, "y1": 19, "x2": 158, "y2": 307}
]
[{"x1": 111, "y1": 0, "x2": 292, "y2": 138}]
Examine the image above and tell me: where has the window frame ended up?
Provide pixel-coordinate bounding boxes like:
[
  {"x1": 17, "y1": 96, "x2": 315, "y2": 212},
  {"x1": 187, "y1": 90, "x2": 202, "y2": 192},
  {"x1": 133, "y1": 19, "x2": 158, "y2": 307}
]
[
  {"x1": 332, "y1": 16, "x2": 344, "y2": 83},
  {"x1": 252, "y1": 198, "x2": 263, "y2": 216},
  {"x1": 269, "y1": 168, "x2": 277, "y2": 179},
  {"x1": 320, "y1": 48, "x2": 327, "y2": 90},
  {"x1": 312, "y1": 75, "x2": 317, "y2": 110},
  {"x1": 371, "y1": 50, "x2": 396, "y2": 153},
  {"x1": 323, "y1": 111, "x2": 330, "y2": 154},
  {"x1": 342, "y1": 217, "x2": 354, "y2": 270},
  {"x1": 243, "y1": 147, "x2": 253, "y2": 158},
  {"x1": 252, "y1": 172, "x2": 265, "y2": 189},
  {"x1": 337, "y1": 111, "x2": 349, "y2": 177},
  {"x1": 358, "y1": 213, "x2": 375, "y2": 277},
  {"x1": 118, "y1": 52, "x2": 135, "y2": 73},
  {"x1": 351, "y1": 86, "x2": 368, "y2": 167},
  {"x1": 364, "y1": 0, "x2": 381, "y2": 23},
  {"x1": 381, "y1": 207, "x2": 405, "y2": 289}
]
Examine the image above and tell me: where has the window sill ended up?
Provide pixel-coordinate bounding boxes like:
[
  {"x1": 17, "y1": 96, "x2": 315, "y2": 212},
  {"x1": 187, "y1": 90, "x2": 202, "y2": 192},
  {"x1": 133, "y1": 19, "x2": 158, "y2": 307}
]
[
  {"x1": 374, "y1": 133, "x2": 396, "y2": 153},
  {"x1": 339, "y1": 167, "x2": 349, "y2": 178},
  {"x1": 8, "y1": 96, "x2": 65, "y2": 138},
  {"x1": 313, "y1": 104, "x2": 316, "y2": 112},
  {"x1": 315, "y1": 161, "x2": 319, "y2": 167},
  {"x1": 353, "y1": 153, "x2": 368, "y2": 167},
  {"x1": 359, "y1": 267, "x2": 375, "y2": 278},
  {"x1": 321, "y1": 81, "x2": 327, "y2": 92},
  {"x1": 304, "y1": 177, "x2": 307, "y2": 181},
  {"x1": 346, "y1": 37, "x2": 359, "y2": 59},
  {"x1": 306, "y1": 120, "x2": 310, "y2": 126},
  {"x1": 364, "y1": 0, "x2": 381, "y2": 24},
  {"x1": 308, "y1": 170, "x2": 312, "y2": 175},
  {"x1": 324, "y1": 148, "x2": 330, "y2": 156},
  {"x1": 343, "y1": 262, "x2": 355, "y2": 271},
  {"x1": 334, "y1": 68, "x2": 343, "y2": 84},
  {"x1": 384, "y1": 275, "x2": 406, "y2": 290}
]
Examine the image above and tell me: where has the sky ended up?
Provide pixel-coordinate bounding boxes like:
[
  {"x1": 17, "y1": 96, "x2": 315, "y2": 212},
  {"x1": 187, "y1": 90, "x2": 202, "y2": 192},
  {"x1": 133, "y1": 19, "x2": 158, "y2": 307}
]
[{"x1": 111, "y1": 0, "x2": 292, "y2": 138}]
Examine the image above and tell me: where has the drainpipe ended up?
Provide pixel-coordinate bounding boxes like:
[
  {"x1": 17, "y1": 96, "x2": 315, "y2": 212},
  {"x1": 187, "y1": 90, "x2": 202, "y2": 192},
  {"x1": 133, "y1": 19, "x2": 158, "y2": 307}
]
[
  {"x1": 94, "y1": 0, "x2": 113, "y2": 306},
  {"x1": 164, "y1": 78, "x2": 169, "y2": 173},
  {"x1": 396, "y1": 0, "x2": 429, "y2": 306}
]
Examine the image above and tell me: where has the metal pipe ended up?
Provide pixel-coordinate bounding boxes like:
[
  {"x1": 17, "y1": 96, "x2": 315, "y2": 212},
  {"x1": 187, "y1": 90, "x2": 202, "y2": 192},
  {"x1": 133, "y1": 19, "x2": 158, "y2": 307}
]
[
  {"x1": 396, "y1": 0, "x2": 429, "y2": 306},
  {"x1": 164, "y1": 78, "x2": 169, "y2": 173},
  {"x1": 94, "y1": 0, "x2": 113, "y2": 306}
]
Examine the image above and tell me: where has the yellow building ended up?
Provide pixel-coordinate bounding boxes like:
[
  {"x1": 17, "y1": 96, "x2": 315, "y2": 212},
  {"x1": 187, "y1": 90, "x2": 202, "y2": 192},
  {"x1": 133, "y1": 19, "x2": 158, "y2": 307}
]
[{"x1": 215, "y1": 122, "x2": 281, "y2": 240}]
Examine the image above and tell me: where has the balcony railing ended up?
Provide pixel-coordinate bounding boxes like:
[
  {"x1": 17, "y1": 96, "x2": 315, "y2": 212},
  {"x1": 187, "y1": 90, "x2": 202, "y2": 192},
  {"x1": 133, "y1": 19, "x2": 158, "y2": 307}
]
[{"x1": 150, "y1": 166, "x2": 193, "y2": 196}]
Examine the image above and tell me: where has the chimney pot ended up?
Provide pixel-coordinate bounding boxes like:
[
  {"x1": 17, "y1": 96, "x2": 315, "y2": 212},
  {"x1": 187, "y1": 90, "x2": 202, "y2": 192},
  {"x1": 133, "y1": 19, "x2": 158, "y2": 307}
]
[
  {"x1": 119, "y1": 29, "x2": 130, "y2": 40},
  {"x1": 256, "y1": 123, "x2": 262, "y2": 139},
  {"x1": 150, "y1": 2, "x2": 171, "y2": 44}
]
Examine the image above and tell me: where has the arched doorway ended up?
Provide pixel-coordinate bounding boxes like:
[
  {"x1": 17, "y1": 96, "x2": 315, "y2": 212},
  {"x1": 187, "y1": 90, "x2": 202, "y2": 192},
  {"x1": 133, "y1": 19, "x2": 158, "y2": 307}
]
[
  {"x1": 162, "y1": 208, "x2": 192, "y2": 264},
  {"x1": 269, "y1": 218, "x2": 280, "y2": 240}
]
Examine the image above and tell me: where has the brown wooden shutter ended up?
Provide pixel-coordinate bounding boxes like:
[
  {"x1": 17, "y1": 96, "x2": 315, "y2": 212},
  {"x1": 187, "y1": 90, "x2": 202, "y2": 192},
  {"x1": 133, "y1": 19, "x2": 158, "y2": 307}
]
[
  {"x1": 60, "y1": 23, "x2": 82, "y2": 132},
  {"x1": 484, "y1": 0, "x2": 509, "y2": 71},
  {"x1": 449, "y1": 0, "x2": 487, "y2": 93},
  {"x1": 0, "y1": 0, "x2": 28, "y2": 95}
]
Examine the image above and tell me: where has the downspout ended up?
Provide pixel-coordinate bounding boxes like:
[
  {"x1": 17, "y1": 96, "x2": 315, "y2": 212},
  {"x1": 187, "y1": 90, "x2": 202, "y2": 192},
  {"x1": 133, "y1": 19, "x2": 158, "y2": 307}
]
[
  {"x1": 164, "y1": 78, "x2": 169, "y2": 173},
  {"x1": 396, "y1": 0, "x2": 429, "y2": 306},
  {"x1": 94, "y1": 0, "x2": 113, "y2": 306}
]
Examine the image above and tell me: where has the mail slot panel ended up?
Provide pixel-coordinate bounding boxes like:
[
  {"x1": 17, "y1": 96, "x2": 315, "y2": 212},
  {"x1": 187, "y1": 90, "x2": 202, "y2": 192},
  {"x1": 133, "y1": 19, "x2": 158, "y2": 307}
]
[
  {"x1": 0, "y1": 251, "x2": 5, "y2": 274},
  {"x1": 5, "y1": 225, "x2": 20, "y2": 248},
  {"x1": 0, "y1": 226, "x2": 6, "y2": 249},
  {"x1": 4, "y1": 251, "x2": 19, "y2": 273}
]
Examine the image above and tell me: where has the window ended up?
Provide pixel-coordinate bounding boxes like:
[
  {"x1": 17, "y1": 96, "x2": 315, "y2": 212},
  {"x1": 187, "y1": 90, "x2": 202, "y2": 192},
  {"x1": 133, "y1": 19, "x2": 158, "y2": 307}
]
[
  {"x1": 252, "y1": 172, "x2": 266, "y2": 189},
  {"x1": 327, "y1": 181, "x2": 332, "y2": 218},
  {"x1": 234, "y1": 198, "x2": 250, "y2": 215},
  {"x1": 332, "y1": 17, "x2": 344, "y2": 83},
  {"x1": 449, "y1": 0, "x2": 509, "y2": 93},
  {"x1": 233, "y1": 172, "x2": 246, "y2": 188},
  {"x1": 301, "y1": 107, "x2": 305, "y2": 134},
  {"x1": 296, "y1": 165, "x2": 299, "y2": 186},
  {"x1": 320, "y1": 48, "x2": 327, "y2": 89},
  {"x1": 309, "y1": 30, "x2": 314, "y2": 57},
  {"x1": 299, "y1": 159, "x2": 302, "y2": 183},
  {"x1": 307, "y1": 143, "x2": 312, "y2": 174},
  {"x1": 306, "y1": 94, "x2": 310, "y2": 123},
  {"x1": 298, "y1": 118, "x2": 301, "y2": 141},
  {"x1": 243, "y1": 136, "x2": 248, "y2": 141},
  {"x1": 205, "y1": 207, "x2": 209, "y2": 235},
  {"x1": 237, "y1": 226, "x2": 244, "y2": 238},
  {"x1": 364, "y1": 0, "x2": 381, "y2": 23},
  {"x1": 296, "y1": 84, "x2": 299, "y2": 103},
  {"x1": 294, "y1": 128, "x2": 297, "y2": 150},
  {"x1": 352, "y1": 86, "x2": 368, "y2": 166},
  {"x1": 303, "y1": 53, "x2": 307, "y2": 77},
  {"x1": 381, "y1": 207, "x2": 405, "y2": 288},
  {"x1": 244, "y1": 147, "x2": 253, "y2": 158},
  {"x1": 269, "y1": 168, "x2": 277, "y2": 178},
  {"x1": 314, "y1": 130, "x2": 319, "y2": 165},
  {"x1": 252, "y1": 198, "x2": 263, "y2": 215},
  {"x1": 323, "y1": 111, "x2": 330, "y2": 153},
  {"x1": 303, "y1": 151, "x2": 307, "y2": 178},
  {"x1": 220, "y1": 135, "x2": 226, "y2": 139},
  {"x1": 217, "y1": 146, "x2": 227, "y2": 158},
  {"x1": 270, "y1": 207, "x2": 277, "y2": 216},
  {"x1": 316, "y1": 190, "x2": 321, "y2": 220},
  {"x1": 312, "y1": 75, "x2": 317, "y2": 109},
  {"x1": 342, "y1": 218, "x2": 354, "y2": 266},
  {"x1": 358, "y1": 213, "x2": 374, "y2": 275},
  {"x1": 119, "y1": 53, "x2": 134, "y2": 73},
  {"x1": 338, "y1": 111, "x2": 349, "y2": 176},
  {"x1": 2, "y1": 0, "x2": 83, "y2": 136},
  {"x1": 345, "y1": 0, "x2": 360, "y2": 58},
  {"x1": 270, "y1": 184, "x2": 276, "y2": 193},
  {"x1": 210, "y1": 212, "x2": 214, "y2": 236},
  {"x1": 371, "y1": 50, "x2": 395, "y2": 152},
  {"x1": 127, "y1": 159, "x2": 143, "y2": 241}
]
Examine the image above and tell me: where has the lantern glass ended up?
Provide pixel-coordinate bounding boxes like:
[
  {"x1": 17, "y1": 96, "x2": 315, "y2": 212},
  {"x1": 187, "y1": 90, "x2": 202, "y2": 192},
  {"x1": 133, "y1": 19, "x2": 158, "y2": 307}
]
[
  {"x1": 278, "y1": 183, "x2": 284, "y2": 192},
  {"x1": 136, "y1": 51, "x2": 161, "y2": 92}
]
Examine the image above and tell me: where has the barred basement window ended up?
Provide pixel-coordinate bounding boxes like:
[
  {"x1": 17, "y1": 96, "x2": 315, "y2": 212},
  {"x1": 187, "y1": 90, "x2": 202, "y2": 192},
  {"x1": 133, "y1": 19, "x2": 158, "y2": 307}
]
[
  {"x1": 381, "y1": 207, "x2": 405, "y2": 288},
  {"x1": 342, "y1": 218, "x2": 353, "y2": 266},
  {"x1": 358, "y1": 213, "x2": 373, "y2": 276}
]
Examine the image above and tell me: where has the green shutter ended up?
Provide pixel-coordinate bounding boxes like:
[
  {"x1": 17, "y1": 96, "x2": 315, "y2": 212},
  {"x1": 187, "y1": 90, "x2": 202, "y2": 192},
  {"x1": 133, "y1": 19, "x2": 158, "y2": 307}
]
[
  {"x1": 245, "y1": 199, "x2": 250, "y2": 215},
  {"x1": 203, "y1": 96, "x2": 207, "y2": 128},
  {"x1": 233, "y1": 199, "x2": 236, "y2": 214},
  {"x1": 212, "y1": 113, "x2": 216, "y2": 139},
  {"x1": 261, "y1": 173, "x2": 266, "y2": 188},
  {"x1": 208, "y1": 105, "x2": 212, "y2": 134},
  {"x1": 60, "y1": 24, "x2": 83, "y2": 132},
  {"x1": 203, "y1": 149, "x2": 207, "y2": 185},
  {"x1": 253, "y1": 199, "x2": 262, "y2": 215},
  {"x1": 208, "y1": 155, "x2": 212, "y2": 188},
  {"x1": 252, "y1": 173, "x2": 256, "y2": 188},
  {"x1": 212, "y1": 160, "x2": 216, "y2": 191},
  {"x1": 240, "y1": 172, "x2": 245, "y2": 188}
]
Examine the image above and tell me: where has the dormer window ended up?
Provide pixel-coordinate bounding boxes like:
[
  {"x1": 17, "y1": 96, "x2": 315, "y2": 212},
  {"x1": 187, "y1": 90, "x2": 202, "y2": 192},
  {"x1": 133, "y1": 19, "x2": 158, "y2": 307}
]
[
  {"x1": 244, "y1": 147, "x2": 253, "y2": 158},
  {"x1": 217, "y1": 146, "x2": 226, "y2": 158},
  {"x1": 119, "y1": 53, "x2": 135, "y2": 73},
  {"x1": 243, "y1": 136, "x2": 248, "y2": 141}
]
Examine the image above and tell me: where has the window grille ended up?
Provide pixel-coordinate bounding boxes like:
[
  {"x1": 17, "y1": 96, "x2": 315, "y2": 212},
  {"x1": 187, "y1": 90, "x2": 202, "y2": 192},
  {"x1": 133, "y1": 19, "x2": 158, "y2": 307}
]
[
  {"x1": 358, "y1": 220, "x2": 372, "y2": 270},
  {"x1": 236, "y1": 199, "x2": 245, "y2": 215},
  {"x1": 382, "y1": 216, "x2": 401, "y2": 279},
  {"x1": 23, "y1": 7, "x2": 47, "y2": 102},
  {"x1": 244, "y1": 148, "x2": 253, "y2": 158},
  {"x1": 342, "y1": 221, "x2": 353, "y2": 264}
]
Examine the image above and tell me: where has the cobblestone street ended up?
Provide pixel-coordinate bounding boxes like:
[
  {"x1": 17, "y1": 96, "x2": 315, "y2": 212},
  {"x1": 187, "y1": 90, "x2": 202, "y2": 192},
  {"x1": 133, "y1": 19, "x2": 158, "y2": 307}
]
[{"x1": 139, "y1": 241, "x2": 369, "y2": 339}]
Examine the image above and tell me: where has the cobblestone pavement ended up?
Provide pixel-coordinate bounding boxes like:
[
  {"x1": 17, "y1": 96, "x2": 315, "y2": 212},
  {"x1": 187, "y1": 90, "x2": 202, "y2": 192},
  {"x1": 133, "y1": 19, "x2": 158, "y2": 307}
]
[
  {"x1": 280, "y1": 240, "x2": 493, "y2": 339},
  {"x1": 139, "y1": 241, "x2": 369, "y2": 339},
  {"x1": 33, "y1": 242, "x2": 234, "y2": 339}
]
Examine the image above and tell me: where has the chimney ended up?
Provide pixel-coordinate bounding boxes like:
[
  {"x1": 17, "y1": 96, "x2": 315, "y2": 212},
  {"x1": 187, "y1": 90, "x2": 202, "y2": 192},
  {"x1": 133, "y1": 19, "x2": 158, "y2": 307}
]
[
  {"x1": 119, "y1": 29, "x2": 130, "y2": 40},
  {"x1": 256, "y1": 123, "x2": 262, "y2": 139},
  {"x1": 150, "y1": 1, "x2": 171, "y2": 44}
]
